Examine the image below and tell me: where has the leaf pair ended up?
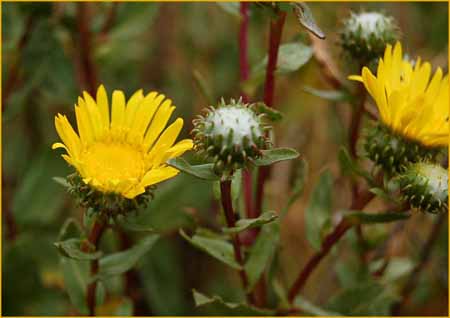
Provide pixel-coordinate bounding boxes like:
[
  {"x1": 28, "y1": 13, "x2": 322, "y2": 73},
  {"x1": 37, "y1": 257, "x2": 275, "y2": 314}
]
[{"x1": 168, "y1": 147, "x2": 299, "y2": 180}]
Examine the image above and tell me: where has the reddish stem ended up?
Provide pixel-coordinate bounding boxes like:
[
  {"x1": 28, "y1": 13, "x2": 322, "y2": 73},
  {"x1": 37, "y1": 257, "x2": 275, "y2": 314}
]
[
  {"x1": 287, "y1": 187, "x2": 376, "y2": 303},
  {"x1": 391, "y1": 212, "x2": 446, "y2": 315},
  {"x1": 76, "y1": 3, "x2": 98, "y2": 95},
  {"x1": 255, "y1": 11, "x2": 287, "y2": 219},
  {"x1": 238, "y1": 3, "x2": 255, "y2": 223},
  {"x1": 82, "y1": 219, "x2": 106, "y2": 316},
  {"x1": 263, "y1": 12, "x2": 286, "y2": 108},
  {"x1": 220, "y1": 180, "x2": 255, "y2": 304}
]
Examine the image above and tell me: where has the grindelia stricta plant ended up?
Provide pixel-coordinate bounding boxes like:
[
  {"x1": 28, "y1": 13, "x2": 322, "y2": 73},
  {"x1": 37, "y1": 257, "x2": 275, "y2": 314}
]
[
  {"x1": 39, "y1": 3, "x2": 447, "y2": 316},
  {"x1": 52, "y1": 85, "x2": 192, "y2": 315}
]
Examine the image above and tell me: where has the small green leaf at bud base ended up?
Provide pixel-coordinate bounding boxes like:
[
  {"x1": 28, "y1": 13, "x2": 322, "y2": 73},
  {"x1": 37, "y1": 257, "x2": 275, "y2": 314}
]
[
  {"x1": 192, "y1": 98, "x2": 270, "y2": 176},
  {"x1": 340, "y1": 12, "x2": 399, "y2": 64},
  {"x1": 398, "y1": 162, "x2": 448, "y2": 214},
  {"x1": 364, "y1": 124, "x2": 441, "y2": 175}
]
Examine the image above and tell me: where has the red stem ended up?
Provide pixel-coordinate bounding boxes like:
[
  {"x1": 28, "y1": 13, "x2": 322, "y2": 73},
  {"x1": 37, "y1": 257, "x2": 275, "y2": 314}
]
[
  {"x1": 220, "y1": 180, "x2": 255, "y2": 304},
  {"x1": 263, "y1": 12, "x2": 286, "y2": 107},
  {"x1": 255, "y1": 11, "x2": 287, "y2": 218},
  {"x1": 391, "y1": 212, "x2": 446, "y2": 315},
  {"x1": 287, "y1": 187, "x2": 376, "y2": 303},
  {"x1": 77, "y1": 3, "x2": 98, "y2": 95},
  {"x1": 82, "y1": 219, "x2": 106, "y2": 316},
  {"x1": 238, "y1": 3, "x2": 255, "y2": 222}
]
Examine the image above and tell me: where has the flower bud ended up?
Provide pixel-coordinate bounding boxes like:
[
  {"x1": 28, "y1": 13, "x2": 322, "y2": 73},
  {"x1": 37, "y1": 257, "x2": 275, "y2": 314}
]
[
  {"x1": 66, "y1": 173, "x2": 154, "y2": 218},
  {"x1": 340, "y1": 12, "x2": 399, "y2": 64},
  {"x1": 192, "y1": 98, "x2": 269, "y2": 175},
  {"x1": 364, "y1": 123, "x2": 440, "y2": 175},
  {"x1": 398, "y1": 162, "x2": 448, "y2": 214}
]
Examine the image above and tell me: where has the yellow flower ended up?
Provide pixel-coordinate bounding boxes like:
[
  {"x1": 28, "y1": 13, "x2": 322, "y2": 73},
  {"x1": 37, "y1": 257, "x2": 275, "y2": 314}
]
[
  {"x1": 52, "y1": 85, "x2": 193, "y2": 199},
  {"x1": 349, "y1": 42, "x2": 448, "y2": 147}
]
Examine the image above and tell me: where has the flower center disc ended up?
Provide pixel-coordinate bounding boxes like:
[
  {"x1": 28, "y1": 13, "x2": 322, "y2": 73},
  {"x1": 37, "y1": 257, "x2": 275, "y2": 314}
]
[{"x1": 82, "y1": 142, "x2": 145, "y2": 188}]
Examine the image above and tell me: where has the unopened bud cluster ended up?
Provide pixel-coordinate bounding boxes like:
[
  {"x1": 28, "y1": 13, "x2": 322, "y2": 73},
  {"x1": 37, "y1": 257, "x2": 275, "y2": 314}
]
[
  {"x1": 192, "y1": 98, "x2": 270, "y2": 175},
  {"x1": 364, "y1": 124, "x2": 440, "y2": 175},
  {"x1": 341, "y1": 12, "x2": 399, "y2": 63},
  {"x1": 398, "y1": 162, "x2": 448, "y2": 214}
]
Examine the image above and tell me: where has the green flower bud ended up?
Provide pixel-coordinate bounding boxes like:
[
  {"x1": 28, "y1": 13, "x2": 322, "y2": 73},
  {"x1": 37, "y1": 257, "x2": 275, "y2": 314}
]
[
  {"x1": 340, "y1": 11, "x2": 399, "y2": 64},
  {"x1": 364, "y1": 123, "x2": 441, "y2": 175},
  {"x1": 192, "y1": 98, "x2": 270, "y2": 176},
  {"x1": 398, "y1": 162, "x2": 448, "y2": 214}
]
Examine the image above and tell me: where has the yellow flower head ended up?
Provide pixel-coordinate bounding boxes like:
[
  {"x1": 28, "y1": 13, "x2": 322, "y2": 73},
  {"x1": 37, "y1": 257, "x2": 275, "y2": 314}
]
[
  {"x1": 349, "y1": 42, "x2": 448, "y2": 147},
  {"x1": 52, "y1": 85, "x2": 193, "y2": 199}
]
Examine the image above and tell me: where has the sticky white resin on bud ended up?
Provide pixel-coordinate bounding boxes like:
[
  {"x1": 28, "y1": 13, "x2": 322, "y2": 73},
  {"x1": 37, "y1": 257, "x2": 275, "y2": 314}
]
[
  {"x1": 205, "y1": 106, "x2": 262, "y2": 146},
  {"x1": 347, "y1": 12, "x2": 390, "y2": 38}
]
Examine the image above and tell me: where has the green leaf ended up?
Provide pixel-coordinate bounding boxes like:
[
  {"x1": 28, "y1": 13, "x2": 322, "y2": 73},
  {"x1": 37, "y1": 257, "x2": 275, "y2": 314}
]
[
  {"x1": 245, "y1": 221, "x2": 280, "y2": 291},
  {"x1": 231, "y1": 169, "x2": 242, "y2": 205},
  {"x1": 192, "y1": 289, "x2": 275, "y2": 315},
  {"x1": 114, "y1": 216, "x2": 155, "y2": 233},
  {"x1": 12, "y1": 149, "x2": 69, "y2": 226},
  {"x1": 338, "y1": 147, "x2": 373, "y2": 183},
  {"x1": 294, "y1": 296, "x2": 341, "y2": 316},
  {"x1": 223, "y1": 211, "x2": 278, "y2": 234},
  {"x1": 140, "y1": 239, "x2": 191, "y2": 314},
  {"x1": 281, "y1": 157, "x2": 309, "y2": 217},
  {"x1": 369, "y1": 187, "x2": 400, "y2": 204},
  {"x1": 345, "y1": 211, "x2": 411, "y2": 225},
  {"x1": 292, "y1": 2, "x2": 325, "y2": 39},
  {"x1": 215, "y1": 2, "x2": 240, "y2": 18},
  {"x1": 52, "y1": 176, "x2": 70, "y2": 189},
  {"x1": 252, "y1": 148, "x2": 299, "y2": 166},
  {"x1": 96, "y1": 281, "x2": 105, "y2": 307},
  {"x1": 97, "y1": 235, "x2": 159, "y2": 278},
  {"x1": 380, "y1": 257, "x2": 414, "y2": 283},
  {"x1": 256, "y1": 42, "x2": 313, "y2": 75},
  {"x1": 54, "y1": 238, "x2": 102, "y2": 261},
  {"x1": 180, "y1": 229, "x2": 241, "y2": 270},
  {"x1": 60, "y1": 258, "x2": 89, "y2": 314},
  {"x1": 326, "y1": 281, "x2": 398, "y2": 315},
  {"x1": 57, "y1": 218, "x2": 83, "y2": 241},
  {"x1": 251, "y1": 102, "x2": 283, "y2": 122},
  {"x1": 303, "y1": 86, "x2": 350, "y2": 102},
  {"x1": 305, "y1": 170, "x2": 333, "y2": 250},
  {"x1": 167, "y1": 158, "x2": 219, "y2": 181}
]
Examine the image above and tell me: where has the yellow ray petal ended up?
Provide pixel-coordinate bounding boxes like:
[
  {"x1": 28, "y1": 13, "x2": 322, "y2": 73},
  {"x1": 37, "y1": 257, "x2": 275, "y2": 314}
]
[
  {"x1": 143, "y1": 100, "x2": 175, "y2": 151},
  {"x1": 96, "y1": 85, "x2": 110, "y2": 128},
  {"x1": 139, "y1": 166, "x2": 179, "y2": 188},
  {"x1": 111, "y1": 90, "x2": 126, "y2": 130}
]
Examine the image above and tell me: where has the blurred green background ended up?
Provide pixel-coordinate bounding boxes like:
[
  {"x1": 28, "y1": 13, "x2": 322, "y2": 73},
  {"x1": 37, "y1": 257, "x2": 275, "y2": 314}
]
[{"x1": 2, "y1": 2, "x2": 448, "y2": 316}]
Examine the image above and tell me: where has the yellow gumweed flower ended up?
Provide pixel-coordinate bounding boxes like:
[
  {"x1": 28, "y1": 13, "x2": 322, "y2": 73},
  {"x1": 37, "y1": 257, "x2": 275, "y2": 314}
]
[
  {"x1": 349, "y1": 42, "x2": 448, "y2": 147},
  {"x1": 52, "y1": 85, "x2": 193, "y2": 199}
]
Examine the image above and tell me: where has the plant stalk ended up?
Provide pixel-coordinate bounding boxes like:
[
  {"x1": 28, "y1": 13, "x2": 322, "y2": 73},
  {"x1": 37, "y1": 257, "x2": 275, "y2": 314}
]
[
  {"x1": 76, "y1": 3, "x2": 98, "y2": 95},
  {"x1": 391, "y1": 212, "x2": 446, "y2": 315},
  {"x1": 287, "y1": 186, "x2": 375, "y2": 303},
  {"x1": 82, "y1": 218, "x2": 107, "y2": 316},
  {"x1": 220, "y1": 179, "x2": 255, "y2": 305},
  {"x1": 239, "y1": 3, "x2": 255, "y2": 222},
  {"x1": 255, "y1": 10, "x2": 287, "y2": 219}
]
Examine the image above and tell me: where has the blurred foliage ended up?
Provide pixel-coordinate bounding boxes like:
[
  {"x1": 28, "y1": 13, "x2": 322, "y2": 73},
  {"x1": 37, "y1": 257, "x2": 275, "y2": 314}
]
[{"x1": 2, "y1": 2, "x2": 448, "y2": 316}]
